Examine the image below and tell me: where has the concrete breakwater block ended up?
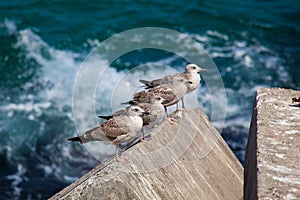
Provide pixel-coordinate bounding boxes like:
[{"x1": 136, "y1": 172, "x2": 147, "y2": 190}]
[
  {"x1": 244, "y1": 88, "x2": 300, "y2": 200},
  {"x1": 51, "y1": 108, "x2": 243, "y2": 200}
]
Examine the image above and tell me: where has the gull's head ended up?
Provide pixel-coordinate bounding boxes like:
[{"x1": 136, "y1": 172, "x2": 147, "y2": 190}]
[
  {"x1": 128, "y1": 105, "x2": 149, "y2": 116},
  {"x1": 186, "y1": 64, "x2": 207, "y2": 74},
  {"x1": 150, "y1": 95, "x2": 165, "y2": 104}
]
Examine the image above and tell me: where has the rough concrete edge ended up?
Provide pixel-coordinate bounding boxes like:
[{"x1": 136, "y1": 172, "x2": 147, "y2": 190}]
[
  {"x1": 49, "y1": 135, "x2": 146, "y2": 200},
  {"x1": 49, "y1": 159, "x2": 111, "y2": 200},
  {"x1": 243, "y1": 91, "x2": 258, "y2": 200},
  {"x1": 50, "y1": 108, "x2": 243, "y2": 200}
]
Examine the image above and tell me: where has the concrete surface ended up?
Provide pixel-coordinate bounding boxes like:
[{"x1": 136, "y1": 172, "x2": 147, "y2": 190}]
[
  {"x1": 50, "y1": 108, "x2": 243, "y2": 200},
  {"x1": 244, "y1": 88, "x2": 300, "y2": 200}
]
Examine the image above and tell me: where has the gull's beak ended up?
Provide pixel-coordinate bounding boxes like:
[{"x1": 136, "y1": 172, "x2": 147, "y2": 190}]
[
  {"x1": 198, "y1": 68, "x2": 208, "y2": 73},
  {"x1": 143, "y1": 111, "x2": 150, "y2": 115}
]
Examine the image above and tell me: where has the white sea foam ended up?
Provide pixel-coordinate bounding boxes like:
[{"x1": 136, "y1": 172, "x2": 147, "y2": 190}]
[
  {"x1": 2, "y1": 101, "x2": 51, "y2": 119},
  {"x1": 15, "y1": 29, "x2": 79, "y2": 107},
  {"x1": 191, "y1": 31, "x2": 286, "y2": 82},
  {"x1": 206, "y1": 30, "x2": 229, "y2": 41},
  {"x1": 6, "y1": 164, "x2": 27, "y2": 199},
  {"x1": 3, "y1": 18, "x2": 17, "y2": 35}
]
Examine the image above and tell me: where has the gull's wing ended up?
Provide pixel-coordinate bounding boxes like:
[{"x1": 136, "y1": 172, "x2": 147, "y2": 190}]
[
  {"x1": 133, "y1": 85, "x2": 175, "y2": 104},
  {"x1": 139, "y1": 73, "x2": 181, "y2": 88},
  {"x1": 100, "y1": 116, "x2": 131, "y2": 138}
]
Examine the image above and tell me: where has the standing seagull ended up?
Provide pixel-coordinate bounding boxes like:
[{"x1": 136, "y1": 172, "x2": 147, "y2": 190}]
[
  {"x1": 68, "y1": 106, "x2": 148, "y2": 163},
  {"x1": 133, "y1": 77, "x2": 192, "y2": 122},
  {"x1": 99, "y1": 96, "x2": 166, "y2": 140},
  {"x1": 122, "y1": 95, "x2": 166, "y2": 140},
  {"x1": 140, "y1": 64, "x2": 207, "y2": 108}
]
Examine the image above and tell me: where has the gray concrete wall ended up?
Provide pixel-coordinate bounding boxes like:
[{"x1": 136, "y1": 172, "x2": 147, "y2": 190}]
[
  {"x1": 50, "y1": 108, "x2": 243, "y2": 200},
  {"x1": 244, "y1": 88, "x2": 300, "y2": 200}
]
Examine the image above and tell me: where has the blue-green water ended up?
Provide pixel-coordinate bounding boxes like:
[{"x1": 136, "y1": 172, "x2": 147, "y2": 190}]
[{"x1": 1, "y1": 0, "x2": 300, "y2": 199}]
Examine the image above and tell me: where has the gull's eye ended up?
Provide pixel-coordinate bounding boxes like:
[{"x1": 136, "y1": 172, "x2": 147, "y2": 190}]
[{"x1": 134, "y1": 108, "x2": 139, "y2": 112}]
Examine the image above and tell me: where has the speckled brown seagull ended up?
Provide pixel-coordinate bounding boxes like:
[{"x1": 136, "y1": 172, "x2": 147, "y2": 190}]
[
  {"x1": 68, "y1": 106, "x2": 148, "y2": 163},
  {"x1": 99, "y1": 96, "x2": 166, "y2": 140},
  {"x1": 140, "y1": 63, "x2": 207, "y2": 108},
  {"x1": 133, "y1": 76, "x2": 192, "y2": 123},
  {"x1": 122, "y1": 95, "x2": 166, "y2": 140}
]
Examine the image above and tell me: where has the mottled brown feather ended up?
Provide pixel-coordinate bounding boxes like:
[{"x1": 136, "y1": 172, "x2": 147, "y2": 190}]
[{"x1": 100, "y1": 116, "x2": 131, "y2": 137}]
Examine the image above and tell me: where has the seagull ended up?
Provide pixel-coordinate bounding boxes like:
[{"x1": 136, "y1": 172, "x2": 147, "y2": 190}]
[
  {"x1": 121, "y1": 95, "x2": 166, "y2": 140},
  {"x1": 132, "y1": 77, "x2": 192, "y2": 122},
  {"x1": 99, "y1": 96, "x2": 166, "y2": 140},
  {"x1": 68, "y1": 106, "x2": 148, "y2": 163},
  {"x1": 140, "y1": 63, "x2": 207, "y2": 108}
]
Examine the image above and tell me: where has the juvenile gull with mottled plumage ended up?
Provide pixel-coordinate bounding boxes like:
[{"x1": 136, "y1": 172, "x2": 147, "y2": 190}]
[
  {"x1": 133, "y1": 76, "x2": 192, "y2": 122},
  {"x1": 68, "y1": 106, "x2": 148, "y2": 163},
  {"x1": 99, "y1": 96, "x2": 166, "y2": 140},
  {"x1": 140, "y1": 63, "x2": 207, "y2": 108},
  {"x1": 122, "y1": 95, "x2": 166, "y2": 140}
]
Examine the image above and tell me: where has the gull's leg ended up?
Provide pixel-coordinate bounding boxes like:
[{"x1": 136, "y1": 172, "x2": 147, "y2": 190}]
[
  {"x1": 165, "y1": 107, "x2": 175, "y2": 124},
  {"x1": 177, "y1": 98, "x2": 186, "y2": 111},
  {"x1": 140, "y1": 128, "x2": 152, "y2": 141},
  {"x1": 115, "y1": 144, "x2": 127, "y2": 163}
]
